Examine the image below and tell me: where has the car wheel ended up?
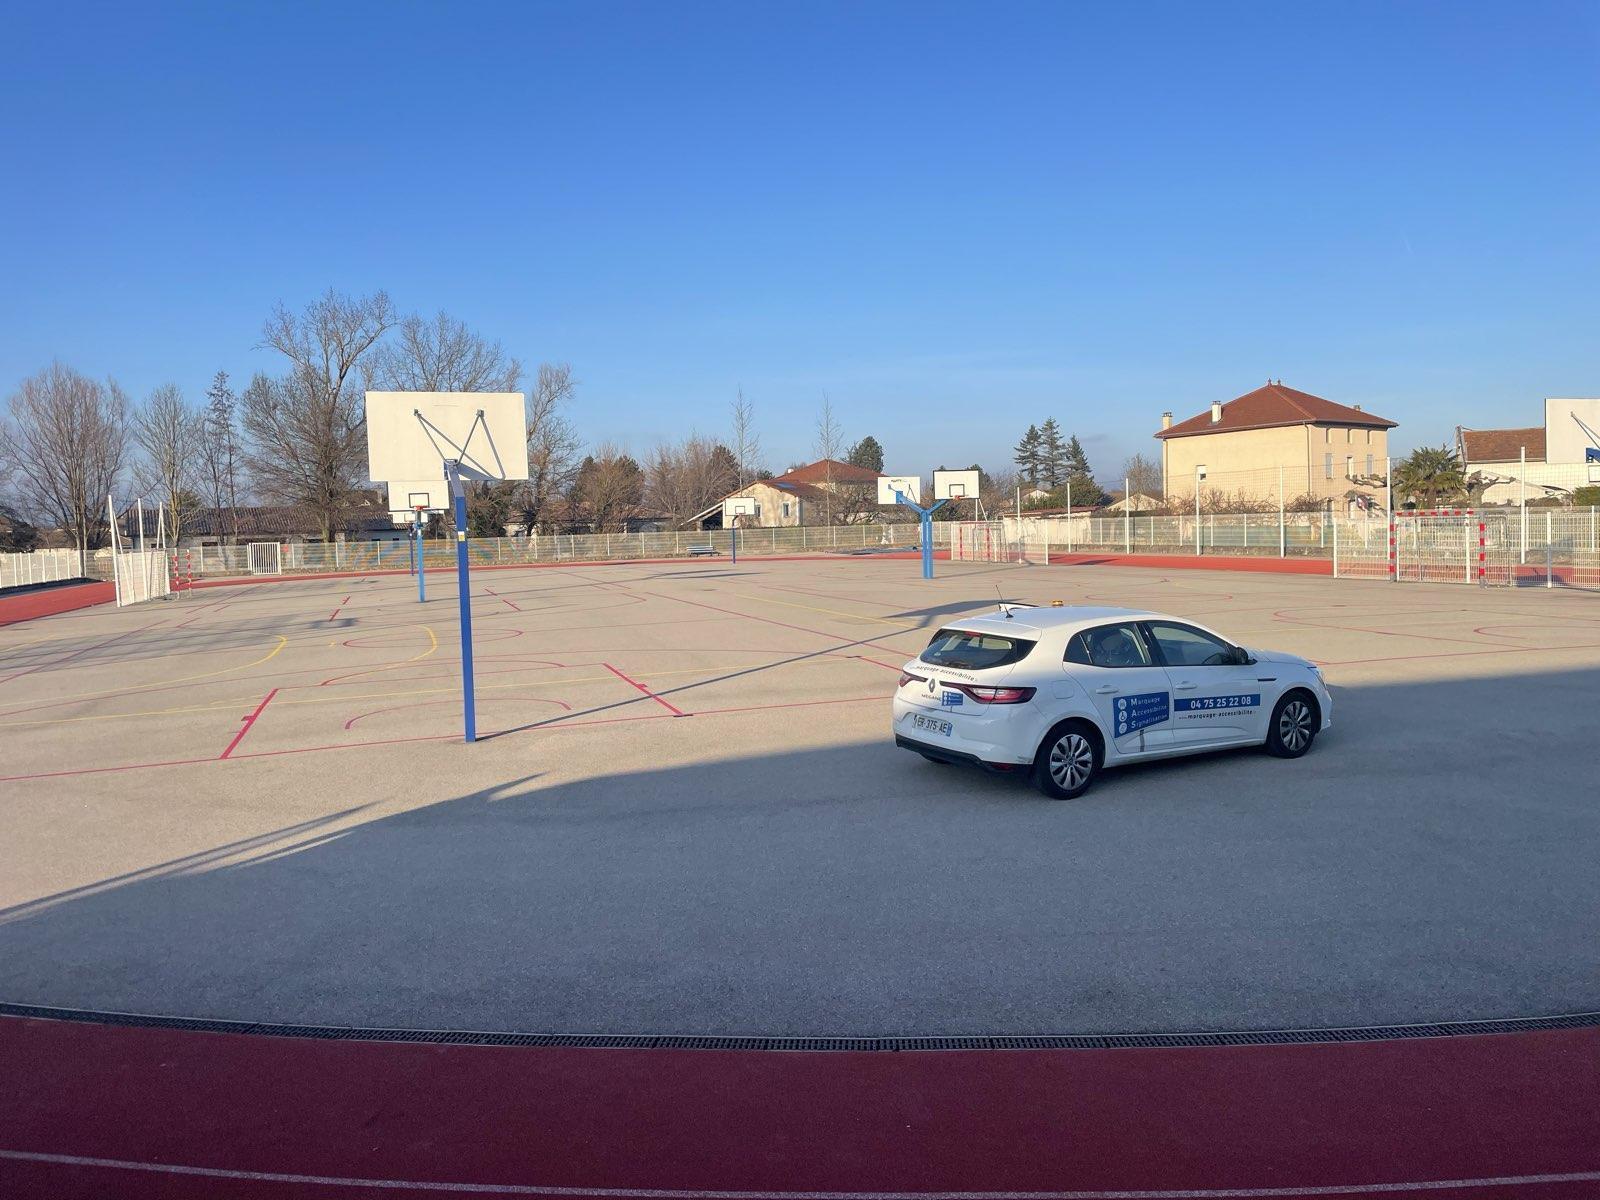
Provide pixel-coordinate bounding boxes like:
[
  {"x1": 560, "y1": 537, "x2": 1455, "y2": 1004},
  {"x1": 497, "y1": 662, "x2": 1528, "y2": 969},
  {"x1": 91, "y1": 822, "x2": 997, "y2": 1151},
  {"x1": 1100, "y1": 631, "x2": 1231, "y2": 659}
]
[
  {"x1": 1266, "y1": 690, "x2": 1318, "y2": 758},
  {"x1": 1033, "y1": 721, "x2": 1100, "y2": 800}
]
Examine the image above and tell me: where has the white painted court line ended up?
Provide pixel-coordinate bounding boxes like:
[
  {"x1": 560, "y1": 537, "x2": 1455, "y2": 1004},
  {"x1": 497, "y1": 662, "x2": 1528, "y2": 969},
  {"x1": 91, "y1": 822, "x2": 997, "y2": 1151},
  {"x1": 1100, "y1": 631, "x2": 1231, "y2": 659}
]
[{"x1": 2, "y1": 1149, "x2": 1598, "y2": 1198}]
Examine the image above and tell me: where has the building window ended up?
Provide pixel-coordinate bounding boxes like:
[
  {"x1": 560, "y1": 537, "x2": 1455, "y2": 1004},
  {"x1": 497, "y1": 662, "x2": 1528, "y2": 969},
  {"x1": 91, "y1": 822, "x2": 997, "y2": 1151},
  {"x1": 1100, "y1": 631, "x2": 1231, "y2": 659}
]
[
  {"x1": 781, "y1": 501, "x2": 791, "y2": 519},
  {"x1": 1323, "y1": 427, "x2": 1331, "y2": 443},
  {"x1": 1365, "y1": 454, "x2": 1374, "y2": 476},
  {"x1": 1365, "y1": 429, "x2": 1373, "y2": 445},
  {"x1": 1345, "y1": 455, "x2": 1354, "y2": 478},
  {"x1": 1324, "y1": 453, "x2": 1334, "y2": 480}
]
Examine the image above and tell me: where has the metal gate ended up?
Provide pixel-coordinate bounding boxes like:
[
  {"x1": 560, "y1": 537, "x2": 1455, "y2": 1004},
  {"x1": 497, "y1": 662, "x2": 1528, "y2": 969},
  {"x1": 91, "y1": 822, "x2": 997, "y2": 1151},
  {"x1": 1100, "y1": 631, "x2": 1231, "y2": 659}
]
[{"x1": 247, "y1": 542, "x2": 283, "y2": 575}]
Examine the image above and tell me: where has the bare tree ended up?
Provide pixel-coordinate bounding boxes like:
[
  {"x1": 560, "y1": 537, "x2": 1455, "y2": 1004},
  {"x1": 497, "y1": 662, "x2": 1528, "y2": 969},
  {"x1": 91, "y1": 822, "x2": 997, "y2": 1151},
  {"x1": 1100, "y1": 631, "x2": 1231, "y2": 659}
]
[
  {"x1": 366, "y1": 310, "x2": 523, "y2": 393},
  {"x1": 731, "y1": 388, "x2": 763, "y2": 485},
  {"x1": 571, "y1": 445, "x2": 644, "y2": 533},
  {"x1": 3, "y1": 362, "x2": 129, "y2": 562},
  {"x1": 245, "y1": 289, "x2": 395, "y2": 540},
  {"x1": 1121, "y1": 453, "x2": 1163, "y2": 500},
  {"x1": 133, "y1": 383, "x2": 202, "y2": 542},
  {"x1": 198, "y1": 371, "x2": 241, "y2": 543},
  {"x1": 813, "y1": 392, "x2": 845, "y2": 524},
  {"x1": 646, "y1": 435, "x2": 740, "y2": 523},
  {"x1": 519, "y1": 362, "x2": 581, "y2": 533}
]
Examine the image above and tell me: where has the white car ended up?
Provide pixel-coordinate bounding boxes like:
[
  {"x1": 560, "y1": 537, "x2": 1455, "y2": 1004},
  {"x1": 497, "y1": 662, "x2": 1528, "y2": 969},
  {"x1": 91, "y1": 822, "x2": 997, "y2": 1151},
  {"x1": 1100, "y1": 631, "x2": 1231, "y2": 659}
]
[{"x1": 892, "y1": 604, "x2": 1331, "y2": 799}]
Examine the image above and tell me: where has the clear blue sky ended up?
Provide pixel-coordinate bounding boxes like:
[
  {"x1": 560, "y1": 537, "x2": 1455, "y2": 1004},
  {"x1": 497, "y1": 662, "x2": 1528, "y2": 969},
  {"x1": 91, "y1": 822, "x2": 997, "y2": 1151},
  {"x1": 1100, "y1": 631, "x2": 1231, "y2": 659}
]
[{"x1": 3, "y1": 0, "x2": 1596, "y2": 479}]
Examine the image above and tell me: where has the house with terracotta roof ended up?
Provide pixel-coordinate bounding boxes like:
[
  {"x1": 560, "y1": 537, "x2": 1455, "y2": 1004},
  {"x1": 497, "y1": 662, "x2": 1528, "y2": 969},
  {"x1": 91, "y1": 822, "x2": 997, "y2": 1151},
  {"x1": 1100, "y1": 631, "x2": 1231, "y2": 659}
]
[
  {"x1": 1155, "y1": 382, "x2": 1398, "y2": 512},
  {"x1": 1457, "y1": 399, "x2": 1600, "y2": 504},
  {"x1": 686, "y1": 459, "x2": 886, "y2": 529}
]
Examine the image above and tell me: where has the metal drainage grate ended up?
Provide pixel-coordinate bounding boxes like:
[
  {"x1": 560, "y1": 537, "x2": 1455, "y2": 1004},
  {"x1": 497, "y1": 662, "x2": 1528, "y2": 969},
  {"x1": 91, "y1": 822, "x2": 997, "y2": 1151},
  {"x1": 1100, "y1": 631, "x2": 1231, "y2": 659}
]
[{"x1": 3, "y1": 1002, "x2": 1599, "y2": 1051}]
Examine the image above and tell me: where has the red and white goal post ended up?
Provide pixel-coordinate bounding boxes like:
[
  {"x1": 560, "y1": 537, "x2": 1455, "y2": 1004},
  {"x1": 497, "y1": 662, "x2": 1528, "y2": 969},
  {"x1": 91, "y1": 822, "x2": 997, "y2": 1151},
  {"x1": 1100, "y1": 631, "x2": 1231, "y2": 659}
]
[{"x1": 1386, "y1": 509, "x2": 1513, "y2": 586}]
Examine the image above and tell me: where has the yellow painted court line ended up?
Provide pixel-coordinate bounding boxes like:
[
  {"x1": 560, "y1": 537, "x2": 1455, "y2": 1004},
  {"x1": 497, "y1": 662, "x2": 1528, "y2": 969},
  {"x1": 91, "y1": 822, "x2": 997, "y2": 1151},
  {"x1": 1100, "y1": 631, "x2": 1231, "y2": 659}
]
[{"x1": 734, "y1": 593, "x2": 918, "y2": 628}]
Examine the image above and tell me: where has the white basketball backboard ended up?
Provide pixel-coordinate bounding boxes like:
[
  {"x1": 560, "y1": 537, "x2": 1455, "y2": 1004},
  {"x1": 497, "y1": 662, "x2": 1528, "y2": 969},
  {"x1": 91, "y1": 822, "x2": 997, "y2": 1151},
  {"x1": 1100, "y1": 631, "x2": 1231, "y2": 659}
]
[
  {"x1": 877, "y1": 475, "x2": 921, "y2": 505},
  {"x1": 723, "y1": 496, "x2": 759, "y2": 519},
  {"x1": 1545, "y1": 398, "x2": 1600, "y2": 466},
  {"x1": 384, "y1": 479, "x2": 449, "y2": 514},
  {"x1": 366, "y1": 392, "x2": 529, "y2": 484},
  {"x1": 933, "y1": 469, "x2": 981, "y2": 501}
]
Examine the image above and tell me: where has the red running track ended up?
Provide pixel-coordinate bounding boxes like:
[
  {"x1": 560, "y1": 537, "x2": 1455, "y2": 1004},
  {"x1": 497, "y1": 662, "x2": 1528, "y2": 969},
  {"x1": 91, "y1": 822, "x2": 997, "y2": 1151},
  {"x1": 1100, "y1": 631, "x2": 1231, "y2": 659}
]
[{"x1": 2, "y1": 1015, "x2": 1597, "y2": 1199}]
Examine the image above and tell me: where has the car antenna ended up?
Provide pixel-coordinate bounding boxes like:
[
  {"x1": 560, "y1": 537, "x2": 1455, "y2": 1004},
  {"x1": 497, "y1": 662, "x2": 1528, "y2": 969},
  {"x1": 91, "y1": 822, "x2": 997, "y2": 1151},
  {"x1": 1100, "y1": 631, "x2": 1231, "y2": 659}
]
[{"x1": 994, "y1": 584, "x2": 1013, "y2": 618}]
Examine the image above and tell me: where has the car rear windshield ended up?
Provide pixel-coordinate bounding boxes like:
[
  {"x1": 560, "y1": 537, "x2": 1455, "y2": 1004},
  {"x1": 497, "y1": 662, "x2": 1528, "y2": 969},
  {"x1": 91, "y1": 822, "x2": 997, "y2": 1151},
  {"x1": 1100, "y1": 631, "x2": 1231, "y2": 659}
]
[{"x1": 920, "y1": 628, "x2": 1036, "y2": 670}]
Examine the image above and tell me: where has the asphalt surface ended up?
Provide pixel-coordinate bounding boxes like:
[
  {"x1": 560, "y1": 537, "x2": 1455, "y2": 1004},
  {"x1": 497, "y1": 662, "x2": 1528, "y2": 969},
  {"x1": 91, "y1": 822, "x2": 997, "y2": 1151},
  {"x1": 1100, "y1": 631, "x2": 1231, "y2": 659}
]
[{"x1": 1, "y1": 558, "x2": 1597, "y2": 1036}]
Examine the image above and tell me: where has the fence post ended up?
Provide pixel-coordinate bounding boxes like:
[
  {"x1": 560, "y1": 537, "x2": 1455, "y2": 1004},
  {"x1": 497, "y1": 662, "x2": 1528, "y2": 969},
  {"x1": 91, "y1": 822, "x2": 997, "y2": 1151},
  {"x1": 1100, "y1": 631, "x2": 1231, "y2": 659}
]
[
  {"x1": 1546, "y1": 510, "x2": 1553, "y2": 588},
  {"x1": 1332, "y1": 515, "x2": 1339, "y2": 577},
  {"x1": 1465, "y1": 513, "x2": 1472, "y2": 584}
]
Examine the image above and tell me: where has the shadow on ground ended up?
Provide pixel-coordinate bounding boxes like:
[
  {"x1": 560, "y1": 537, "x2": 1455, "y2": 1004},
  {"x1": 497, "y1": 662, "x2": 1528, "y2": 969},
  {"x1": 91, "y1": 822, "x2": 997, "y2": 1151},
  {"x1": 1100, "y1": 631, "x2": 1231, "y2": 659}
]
[{"x1": 2, "y1": 667, "x2": 1598, "y2": 1038}]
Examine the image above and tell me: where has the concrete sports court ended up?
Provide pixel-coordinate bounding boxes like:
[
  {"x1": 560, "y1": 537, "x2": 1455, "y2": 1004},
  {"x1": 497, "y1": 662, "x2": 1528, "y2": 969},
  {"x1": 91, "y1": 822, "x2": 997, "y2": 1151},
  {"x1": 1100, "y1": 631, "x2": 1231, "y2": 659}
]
[{"x1": 2, "y1": 557, "x2": 1598, "y2": 1039}]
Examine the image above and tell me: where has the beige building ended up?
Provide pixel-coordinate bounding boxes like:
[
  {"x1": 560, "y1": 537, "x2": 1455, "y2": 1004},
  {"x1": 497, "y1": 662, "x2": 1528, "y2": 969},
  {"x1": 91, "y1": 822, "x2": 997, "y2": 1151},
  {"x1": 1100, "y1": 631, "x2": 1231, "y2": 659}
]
[
  {"x1": 1156, "y1": 382, "x2": 1397, "y2": 513},
  {"x1": 688, "y1": 459, "x2": 880, "y2": 529}
]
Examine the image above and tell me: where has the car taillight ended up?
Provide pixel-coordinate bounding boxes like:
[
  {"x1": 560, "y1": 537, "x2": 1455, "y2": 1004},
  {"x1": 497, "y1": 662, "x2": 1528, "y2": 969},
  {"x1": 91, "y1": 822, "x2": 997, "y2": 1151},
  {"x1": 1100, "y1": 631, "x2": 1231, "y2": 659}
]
[
  {"x1": 952, "y1": 684, "x2": 1035, "y2": 704},
  {"x1": 899, "y1": 669, "x2": 927, "y2": 688}
]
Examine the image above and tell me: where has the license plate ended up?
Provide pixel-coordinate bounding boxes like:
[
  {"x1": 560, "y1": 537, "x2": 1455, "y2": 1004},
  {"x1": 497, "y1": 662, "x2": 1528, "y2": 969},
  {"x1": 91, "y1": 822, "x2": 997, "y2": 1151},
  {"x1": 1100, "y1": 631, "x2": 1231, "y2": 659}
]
[{"x1": 913, "y1": 713, "x2": 954, "y2": 737}]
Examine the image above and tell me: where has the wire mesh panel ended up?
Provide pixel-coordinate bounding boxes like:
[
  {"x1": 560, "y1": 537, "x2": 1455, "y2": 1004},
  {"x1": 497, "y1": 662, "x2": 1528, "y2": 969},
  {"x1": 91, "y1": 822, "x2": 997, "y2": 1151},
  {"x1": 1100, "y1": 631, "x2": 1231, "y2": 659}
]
[
  {"x1": 113, "y1": 550, "x2": 172, "y2": 605},
  {"x1": 247, "y1": 542, "x2": 283, "y2": 575}
]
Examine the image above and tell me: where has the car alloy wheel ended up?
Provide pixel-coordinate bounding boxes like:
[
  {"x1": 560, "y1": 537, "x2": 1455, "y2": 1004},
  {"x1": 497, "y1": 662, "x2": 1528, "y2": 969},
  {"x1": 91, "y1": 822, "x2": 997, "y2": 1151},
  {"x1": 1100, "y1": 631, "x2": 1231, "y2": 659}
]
[
  {"x1": 1277, "y1": 698, "x2": 1313, "y2": 753},
  {"x1": 1048, "y1": 732, "x2": 1094, "y2": 791}
]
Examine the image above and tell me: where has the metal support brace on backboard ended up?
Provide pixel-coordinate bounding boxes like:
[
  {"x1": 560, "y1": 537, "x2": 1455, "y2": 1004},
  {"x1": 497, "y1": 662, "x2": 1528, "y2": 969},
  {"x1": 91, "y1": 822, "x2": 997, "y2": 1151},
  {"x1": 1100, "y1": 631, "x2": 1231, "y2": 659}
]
[{"x1": 894, "y1": 492, "x2": 949, "y2": 579}]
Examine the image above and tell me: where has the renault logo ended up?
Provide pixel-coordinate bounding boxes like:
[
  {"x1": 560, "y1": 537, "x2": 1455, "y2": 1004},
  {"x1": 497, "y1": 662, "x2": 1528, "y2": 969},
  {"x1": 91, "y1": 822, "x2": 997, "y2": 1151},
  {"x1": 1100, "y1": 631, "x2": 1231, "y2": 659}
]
[{"x1": 927, "y1": 677, "x2": 936, "y2": 694}]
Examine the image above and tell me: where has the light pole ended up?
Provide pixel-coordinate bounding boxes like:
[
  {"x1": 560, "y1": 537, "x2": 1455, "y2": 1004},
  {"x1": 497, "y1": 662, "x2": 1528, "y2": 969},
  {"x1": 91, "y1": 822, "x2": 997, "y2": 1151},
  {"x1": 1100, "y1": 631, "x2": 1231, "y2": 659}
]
[{"x1": 1194, "y1": 464, "x2": 1206, "y2": 555}]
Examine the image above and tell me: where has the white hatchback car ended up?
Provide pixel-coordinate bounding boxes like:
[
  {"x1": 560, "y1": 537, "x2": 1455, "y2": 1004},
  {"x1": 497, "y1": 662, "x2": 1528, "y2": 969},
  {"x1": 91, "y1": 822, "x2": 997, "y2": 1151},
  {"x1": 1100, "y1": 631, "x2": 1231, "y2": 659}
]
[{"x1": 892, "y1": 604, "x2": 1331, "y2": 799}]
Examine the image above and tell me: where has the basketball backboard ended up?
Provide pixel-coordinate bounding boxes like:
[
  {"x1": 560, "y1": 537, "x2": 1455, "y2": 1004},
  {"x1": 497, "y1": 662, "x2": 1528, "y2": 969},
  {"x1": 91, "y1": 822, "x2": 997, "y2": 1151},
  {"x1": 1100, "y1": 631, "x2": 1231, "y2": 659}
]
[
  {"x1": 933, "y1": 469, "x2": 980, "y2": 501},
  {"x1": 723, "y1": 496, "x2": 759, "y2": 520},
  {"x1": 365, "y1": 392, "x2": 529, "y2": 484},
  {"x1": 384, "y1": 479, "x2": 449, "y2": 514},
  {"x1": 877, "y1": 475, "x2": 921, "y2": 505}
]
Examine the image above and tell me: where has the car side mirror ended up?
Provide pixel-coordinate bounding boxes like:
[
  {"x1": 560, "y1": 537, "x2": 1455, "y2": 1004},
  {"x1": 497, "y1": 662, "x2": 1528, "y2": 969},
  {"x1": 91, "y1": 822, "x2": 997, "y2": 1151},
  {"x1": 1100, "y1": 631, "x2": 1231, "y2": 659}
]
[{"x1": 1230, "y1": 646, "x2": 1252, "y2": 666}]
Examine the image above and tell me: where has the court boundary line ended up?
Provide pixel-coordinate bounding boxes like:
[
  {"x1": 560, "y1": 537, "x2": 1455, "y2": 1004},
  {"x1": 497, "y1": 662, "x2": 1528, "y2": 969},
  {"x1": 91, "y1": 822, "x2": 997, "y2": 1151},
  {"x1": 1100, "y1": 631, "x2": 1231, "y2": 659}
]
[{"x1": 2, "y1": 1147, "x2": 1598, "y2": 1197}]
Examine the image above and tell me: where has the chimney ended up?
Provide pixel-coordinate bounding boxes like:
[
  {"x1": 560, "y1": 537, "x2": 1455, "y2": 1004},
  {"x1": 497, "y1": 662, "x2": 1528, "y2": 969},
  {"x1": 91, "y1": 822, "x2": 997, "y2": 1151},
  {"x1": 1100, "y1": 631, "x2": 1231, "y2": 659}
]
[
  {"x1": 1353, "y1": 403, "x2": 1362, "y2": 411},
  {"x1": 1210, "y1": 401, "x2": 1222, "y2": 424},
  {"x1": 1161, "y1": 411, "x2": 1173, "y2": 430}
]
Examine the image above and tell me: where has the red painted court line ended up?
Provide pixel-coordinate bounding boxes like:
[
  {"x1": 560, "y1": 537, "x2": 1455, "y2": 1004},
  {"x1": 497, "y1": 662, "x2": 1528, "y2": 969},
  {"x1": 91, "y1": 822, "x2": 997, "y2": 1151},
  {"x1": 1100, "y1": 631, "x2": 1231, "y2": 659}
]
[
  {"x1": 603, "y1": 662, "x2": 688, "y2": 717},
  {"x1": 218, "y1": 689, "x2": 279, "y2": 760},
  {"x1": 484, "y1": 587, "x2": 521, "y2": 611},
  {"x1": 327, "y1": 595, "x2": 352, "y2": 621},
  {"x1": 0, "y1": 1017, "x2": 1596, "y2": 1200}
]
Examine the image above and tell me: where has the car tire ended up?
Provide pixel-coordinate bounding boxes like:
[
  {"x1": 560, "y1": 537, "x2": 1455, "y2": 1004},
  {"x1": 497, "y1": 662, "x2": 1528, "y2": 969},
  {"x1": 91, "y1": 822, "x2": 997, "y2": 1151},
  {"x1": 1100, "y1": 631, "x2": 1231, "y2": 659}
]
[
  {"x1": 1033, "y1": 720, "x2": 1101, "y2": 800},
  {"x1": 1265, "y1": 690, "x2": 1319, "y2": 758}
]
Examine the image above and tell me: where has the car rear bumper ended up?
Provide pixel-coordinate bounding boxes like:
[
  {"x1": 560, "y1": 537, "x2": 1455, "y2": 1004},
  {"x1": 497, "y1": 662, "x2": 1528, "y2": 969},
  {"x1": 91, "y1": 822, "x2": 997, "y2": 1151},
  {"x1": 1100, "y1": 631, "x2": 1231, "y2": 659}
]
[{"x1": 894, "y1": 735, "x2": 1025, "y2": 773}]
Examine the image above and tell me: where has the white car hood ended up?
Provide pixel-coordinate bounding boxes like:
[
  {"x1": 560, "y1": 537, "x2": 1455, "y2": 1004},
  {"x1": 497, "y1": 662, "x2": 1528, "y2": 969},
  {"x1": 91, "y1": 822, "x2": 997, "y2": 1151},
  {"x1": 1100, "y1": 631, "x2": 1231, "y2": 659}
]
[{"x1": 1246, "y1": 648, "x2": 1318, "y2": 671}]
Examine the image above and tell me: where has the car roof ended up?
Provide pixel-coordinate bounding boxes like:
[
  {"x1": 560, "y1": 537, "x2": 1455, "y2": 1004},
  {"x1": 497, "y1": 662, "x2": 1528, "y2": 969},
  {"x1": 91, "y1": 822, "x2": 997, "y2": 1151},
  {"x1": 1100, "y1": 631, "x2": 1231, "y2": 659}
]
[{"x1": 937, "y1": 605, "x2": 1165, "y2": 637}]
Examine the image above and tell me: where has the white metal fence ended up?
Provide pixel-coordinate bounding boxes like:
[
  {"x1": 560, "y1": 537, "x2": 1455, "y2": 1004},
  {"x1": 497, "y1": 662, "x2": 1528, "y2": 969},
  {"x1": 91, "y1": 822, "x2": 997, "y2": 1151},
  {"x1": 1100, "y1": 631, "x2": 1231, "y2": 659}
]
[
  {"x1": 0, "y1": 548, "x2": 83, "y2": 591},
  {"x1": 130, "y1": 505, "x2": 1597, "y2": 591}
]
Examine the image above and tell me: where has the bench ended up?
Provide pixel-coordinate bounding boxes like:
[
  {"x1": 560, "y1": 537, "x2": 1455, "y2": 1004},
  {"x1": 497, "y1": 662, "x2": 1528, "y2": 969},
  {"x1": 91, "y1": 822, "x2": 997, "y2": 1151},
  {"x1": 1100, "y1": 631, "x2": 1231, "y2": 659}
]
[{"x1": 687, "y1": 545, "x2": 721, "y2": 557}]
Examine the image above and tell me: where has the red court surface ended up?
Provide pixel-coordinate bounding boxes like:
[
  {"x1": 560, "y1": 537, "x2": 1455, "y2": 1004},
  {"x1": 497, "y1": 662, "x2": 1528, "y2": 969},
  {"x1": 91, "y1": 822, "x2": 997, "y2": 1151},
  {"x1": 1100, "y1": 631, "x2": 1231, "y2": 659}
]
[
  {"x1": 3, "y1": 1014, "x2": 1598, "y2": 1199},
  {"x1": 0, "y1": 580, "x2": 115, "y2": 626}
]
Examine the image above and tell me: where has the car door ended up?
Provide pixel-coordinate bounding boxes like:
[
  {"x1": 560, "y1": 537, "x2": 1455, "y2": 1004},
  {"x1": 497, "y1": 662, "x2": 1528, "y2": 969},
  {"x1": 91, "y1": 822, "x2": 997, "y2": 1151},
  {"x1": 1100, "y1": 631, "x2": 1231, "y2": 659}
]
[
  {"x1": 1063, "y1": 622, "x2": 1173, "y2": 758},
  {"x1": 1143, "y1": 620, "x2": 1270, "y2": 746}
]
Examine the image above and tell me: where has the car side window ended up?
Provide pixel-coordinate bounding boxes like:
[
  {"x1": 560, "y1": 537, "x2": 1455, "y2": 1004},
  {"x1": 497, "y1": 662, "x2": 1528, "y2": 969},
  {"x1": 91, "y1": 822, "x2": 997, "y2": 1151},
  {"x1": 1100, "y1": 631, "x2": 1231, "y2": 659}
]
[
  {"x1": 1146, "y1": 621, "x2": 1236, "y2": 667},
  {"x1": 1073, "y1": 622, "x2": 1154, "y2": 669}
]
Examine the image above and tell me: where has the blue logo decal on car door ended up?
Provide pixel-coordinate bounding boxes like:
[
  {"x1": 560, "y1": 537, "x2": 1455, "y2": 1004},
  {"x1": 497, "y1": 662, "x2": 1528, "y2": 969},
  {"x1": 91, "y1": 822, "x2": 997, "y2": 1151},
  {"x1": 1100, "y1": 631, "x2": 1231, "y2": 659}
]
[{"x1": 1115, "y1": 692, "x2": 1169, "y2": 736}]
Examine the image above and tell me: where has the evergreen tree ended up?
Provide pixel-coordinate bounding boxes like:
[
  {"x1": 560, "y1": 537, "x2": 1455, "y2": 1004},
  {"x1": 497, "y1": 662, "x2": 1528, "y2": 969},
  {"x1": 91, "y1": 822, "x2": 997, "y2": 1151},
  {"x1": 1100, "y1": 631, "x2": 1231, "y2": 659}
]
[
  {"x1": 846, "y1": 435, "x2": 885, "y2": 473},
  {"x1": 1061, "y1": 434, "x2": 1105, "y2": 506},
  {"x1": 1038, "y1": 418, "x2": 1065, "y2": 488},
  {"x1": 1013, "y1": 424, "x2": 1042, "y2": 485}
]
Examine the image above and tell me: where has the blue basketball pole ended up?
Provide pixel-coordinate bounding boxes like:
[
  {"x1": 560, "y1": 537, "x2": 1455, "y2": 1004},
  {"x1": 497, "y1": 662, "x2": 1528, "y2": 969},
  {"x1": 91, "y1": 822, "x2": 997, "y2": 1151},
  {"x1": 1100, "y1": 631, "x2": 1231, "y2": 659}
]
[
  {"x1": 449, "y1": 470, "x2": 477, "y2": 743},
  {"x1": 415, "y1": 521, "x2": 426, "y2": 603},
  {"x1": 730, "y1": 521, "x2": 737, "y2": 563},
  {"x1": 895, "y1": 493, "x2": 948, "y2": 579}
]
